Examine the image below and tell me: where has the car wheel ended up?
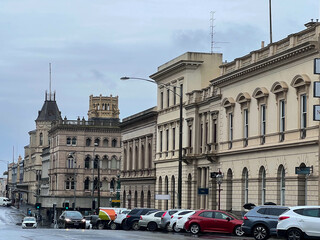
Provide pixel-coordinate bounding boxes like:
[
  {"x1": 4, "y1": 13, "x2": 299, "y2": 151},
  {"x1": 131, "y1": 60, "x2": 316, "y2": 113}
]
[
  {"x1": 287, "y1": 228, "x2": 303, "y2": 240},
  {"x1": 253, "y1": 225, "x2": 269, "y2": 240},
  {"x1": 173, "y1": 223, "x2": 181, "y2": 233},
  {"x1": 131, "y1": 221, "x2": 140, "y2": 231},
  {"x1": 110, "y1": 222, "x2": 118, "y2": 230},
  {"x1": 147, "y1": 222, "x2": 157, "y2": 231},
  {"x1": 98, "y1": 222, "x2": 105, "y2": 230},
  {"x1": 165, "y1": 223, "x2": 170, "y2": 232},
  {"x1": 234, "y1": 225, "x2": 244, "y2": 236},
  {"x1": 190, "y1": 223, "x2": 200, "y2": 235},
  {"x1": 121, "y1": 220, "x2": 130, "y2": 230}
]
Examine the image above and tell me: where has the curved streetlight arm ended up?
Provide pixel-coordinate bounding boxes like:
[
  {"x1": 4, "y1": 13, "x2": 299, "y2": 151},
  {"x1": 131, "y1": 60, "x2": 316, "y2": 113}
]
[{"x1": 121, "y1": 76, "x2": 181, "y2": 97}]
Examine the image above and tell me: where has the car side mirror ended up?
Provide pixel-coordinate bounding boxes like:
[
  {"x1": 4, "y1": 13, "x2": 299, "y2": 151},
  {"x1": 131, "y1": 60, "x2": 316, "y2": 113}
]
[{"x1": 226, "y1": 217, "x2": 231, "y2": 222}]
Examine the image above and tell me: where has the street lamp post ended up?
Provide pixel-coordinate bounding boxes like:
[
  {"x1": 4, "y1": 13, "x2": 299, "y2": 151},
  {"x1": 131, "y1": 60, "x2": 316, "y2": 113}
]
[
  {"x1": 68, "y1": 152, "x2": 77, "y2": 210},
  {"x1": 121, "y1": 76, "x2": 183, "y2": 209},
  {"x1": 92, "y1": 143, "x2": 98, "y2": 212},
  {"x1": 216, "y1": 170, "x2": 223, "y2": 210}
]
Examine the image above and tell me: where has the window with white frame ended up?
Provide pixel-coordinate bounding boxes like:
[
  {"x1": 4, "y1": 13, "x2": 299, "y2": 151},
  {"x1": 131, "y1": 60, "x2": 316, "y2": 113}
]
[
  {"x1": 244, "y1": 168, "x2": 249, "y2": 204},
  {"x1": 160, "y1": 130, "x2": 163, "y2": 157},
  {"x1": 229, "y1": 113, "x2": 233, "y2": 148},
  {"x1": 300, "y1": 94, "x2": 307, "y2": 130},
  {"x1": 172, "y1": 127, "x2": 175, "y2": 156},
  {"x1": 261, "y1": 105, "x2": 266, "y2": 136},
  {"x1": 279, "y1": 99, "x2": 285, "y2": 141},
  {"x1": 244, "y1": 109, "x2": 248, "y2": 146},
  {"x1": 66, "y1": 176, "x2": 74, "y2": 190},
  {"x1": 166, "y1": 129, "x2": 169, "y2": 157},
  {"x1": 280, "y1": 167, "x2": 285, "y2": 205},
  {"x1": 67, "y1": 155, "x2": 75, "y2": 168},
  {"x1": 261, "y1": 168, "x2": 266, "y2": 204}
]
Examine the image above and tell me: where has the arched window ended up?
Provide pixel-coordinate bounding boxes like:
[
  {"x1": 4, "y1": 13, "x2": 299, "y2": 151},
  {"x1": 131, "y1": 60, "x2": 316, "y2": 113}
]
[
  {"x1": 111, "y1": 156, "x2": 117, "y2": 169},
  {"x1": 110, "y1": 178, "x2": 115, "y2": 191},
  {"x1": 226, "y1": 169, "x2": 233, "y2": 211},
  {"x1": 135, "y1": 146, "x2": 139, "y2": 170},
  {"x1": 171, "y1": 176, "x2": 175, "y2": 208},
  {"x1": 102, "y1": 155, "x2": 108, "y2": 169},
  {"x1": 123, "y1": 190, "x2": 126, "y2": 208},
  {"x1": 85, "y1": 156, "x2": 90, "y2": 169},
  {"x1": 158, "y1": 177, "x2": 162, "y2": 210},
  {"x1": 298, "y1": 163, "x2": 306, "y2": 205},
  {"x1": 165, "y1": 176, "x2": 169, "y2": 210},
  {"x1": 259, "y1": 167, "x2": 266, "y2": 205},
  {"x1": 67, "y1": 155, "x2": 75, "y2": 168},
  {"x1": 128, "y1": 190, "x2": 132, "y2": 209},
  {"x1": 72, "y1": 137, "x2": 77, "y2": 146},
  {"x1": 278, "y1": 165, "x2": 286, "y2": 205},
  {"x1": 147, "y1": 190, "x2": 151, "y2": 208},
  {"x1": 103, "y1": 138, "x2": 109, "y2": 147},
  {"x1": 86, "y1": 138, "x2": 92, "y2": 147},
  {"x1": 39, "y1": 133, "x2": 43, "y2": 146},
  {"x1": 242, "y1": 168, "x2": 249, "y2": 205},
  {"x1": 134, "y1": 191, "x2": 138, "y2": 208},
  {"x1": 129, "y1": 147, "x2": 133, "y2": 170},
  {"x1": 140, "y1": 191, "x2": 144, "y2": 208},
  {"x1": 66, "y1": 177, "x2": 74, "y2": 190},
  {"x1": 141, "y1": 145, "x2": 145, "y2": 169},
  {"x1": 94, "y1": 138, "x2": 100, "y2": 146},
  {"x1": 93, "y1": 155, "x2": 99, "y2": 169},
  {"x1": 112, "y1": 139, "x2": 117, "y2": 148},
  {"x1": 187, "y1": 174, "x2": 192, "y2": 209},
  {"x1": 67, "y1": 137, "x2": 71, "y2": 146},
  {"x1": 94, "y1": 177, "x2": 98, "y2": 190},
  {"x1": 84, "y1": 177, "x2": 90, "y2": 190}
]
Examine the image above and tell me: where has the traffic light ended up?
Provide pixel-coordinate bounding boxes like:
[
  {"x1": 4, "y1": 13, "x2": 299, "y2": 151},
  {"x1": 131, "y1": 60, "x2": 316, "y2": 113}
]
[
  {"x1": 65, "y1": 202, "x2": 69, "y2": 210},
  {"x1": 35, "y1": 203, "x2": 41, "y2": 209}
]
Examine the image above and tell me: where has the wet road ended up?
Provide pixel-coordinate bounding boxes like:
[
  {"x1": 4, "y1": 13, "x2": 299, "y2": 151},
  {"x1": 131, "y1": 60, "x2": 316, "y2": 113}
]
[{"x1": 0, "y1": 206, "x2": 278, "y2": 240}]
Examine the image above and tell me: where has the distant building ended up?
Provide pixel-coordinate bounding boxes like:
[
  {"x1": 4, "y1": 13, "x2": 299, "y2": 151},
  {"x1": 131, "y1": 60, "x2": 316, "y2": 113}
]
[{"x1": 120, "y1": 107, "x2": 157, "y2": 209}]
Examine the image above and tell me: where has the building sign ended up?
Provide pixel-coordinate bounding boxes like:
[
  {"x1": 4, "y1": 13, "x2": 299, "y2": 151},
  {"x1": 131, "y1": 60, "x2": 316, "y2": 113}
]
[
  {"x1": 313, "y1": 105, "x2": 320, "y2": 121},
  {"x1": 198, "y1": 188, "x2": 209, "y2": 195},
  {"x1": 314, "y1": 58, "x2": 320, "y2": 74},
  {"x1": 155, "y1": 194, "x2": 171, "y2": 200},
  {"x1": 314, "y1": 82, "x2": 320, "y2": 97},
  {"x1": 295, "y1": 167, "x2": 312, "y2": 175}
]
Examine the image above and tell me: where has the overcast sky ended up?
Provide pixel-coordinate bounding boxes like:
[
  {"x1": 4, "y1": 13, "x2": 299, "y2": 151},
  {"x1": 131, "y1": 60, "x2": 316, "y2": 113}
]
[{"x1": 1, "y1": 0, "x2": 319, "y2": 176}]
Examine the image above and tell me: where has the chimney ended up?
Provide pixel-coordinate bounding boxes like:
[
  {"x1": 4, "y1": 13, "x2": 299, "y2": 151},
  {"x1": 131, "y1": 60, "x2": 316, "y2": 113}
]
[{"x1": 261, "y1": 41, "x2": 265, "y2": 48}]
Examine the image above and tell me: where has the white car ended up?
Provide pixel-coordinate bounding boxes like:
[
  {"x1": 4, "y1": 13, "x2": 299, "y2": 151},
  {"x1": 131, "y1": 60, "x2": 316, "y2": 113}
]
[
  {"x1": 110, "y1": 209, "x2": 130, "y2": 230},
  {"x1": 169, "y1": 210, "x2": 194, "y2": 232},
  {"x1": 277, "y1": 206, "x2": 320, "y2": 239},
  {"x1": 22, "y1": 217, "x2": 37, "y2": 229},
  {"x1": 175, "y1": 211, "x2": 195, "y2": 232},
  {"x1": 138, "y1": 210, "x2": 165, "y2": 231}
]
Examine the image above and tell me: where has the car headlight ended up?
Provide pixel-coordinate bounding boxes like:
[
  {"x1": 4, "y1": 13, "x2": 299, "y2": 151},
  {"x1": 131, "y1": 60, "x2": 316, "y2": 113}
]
[
  {"x1": 81, "y1": 219, "x2": 86, "y2": 222},
  {"x1": 65, "y1": 218, "x2": 71, "y2": 222}
]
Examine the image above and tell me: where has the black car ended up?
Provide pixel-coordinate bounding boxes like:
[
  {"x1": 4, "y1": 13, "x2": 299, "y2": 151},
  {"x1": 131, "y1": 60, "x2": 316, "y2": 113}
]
[
  {"x1": 58, "y1": 211, "x2": 86, "y2": 229},
  {"x1": 122, "y1": 208, "x2": 158, "y2": 230},
  {"x1": 242, "y1": 205, "x2": 289, "y2": 240}
]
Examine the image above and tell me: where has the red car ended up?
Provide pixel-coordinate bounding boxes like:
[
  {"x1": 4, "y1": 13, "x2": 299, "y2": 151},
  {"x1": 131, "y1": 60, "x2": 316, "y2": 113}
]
[{"x1": 184, "y1": 210, "x2": 244, "y2": 236}]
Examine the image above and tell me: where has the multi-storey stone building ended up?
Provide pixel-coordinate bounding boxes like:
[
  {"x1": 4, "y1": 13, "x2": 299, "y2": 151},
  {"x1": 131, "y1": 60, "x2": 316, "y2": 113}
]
[
  {"x1": 149, "y1": 52, "x2": 223, "y2": 210},
  {"x1": 120, "y1": 107, "x2": 157, "y2": 209},
  {"x1": 46, "y1": 94, "x2": 121, "y2": 212}
]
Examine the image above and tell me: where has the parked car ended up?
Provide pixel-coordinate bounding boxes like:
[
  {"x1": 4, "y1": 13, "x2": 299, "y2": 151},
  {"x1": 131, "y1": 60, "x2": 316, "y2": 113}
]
[
  {"x1": 242, "y1": 205, "x2": 289, "y2": 240},
  {"x1": 160, "y1": 209, "x2": 183, "y2": 231},
  {"x1": 169, "y1": 210, "x2": 194, "y2": 232},
  {"x1": 277, "y1": 206, "x2": 320, "y2": 240},
  {"x1": 184, "y1": 210, "x2": 244, "y2": 236},
  {"x1": 83, "y1": 216, "x2": 92, "y2": 229},
  {"x1": 122, "y1": 208, "x2": 158, "y2": 230},
  {"x1": 110, "y1": 209, "x2": 131, "y2": 230},
  {"x1": 138, "y1": 210, "x2": 165, "y2": 231},
  {"x1": 58, "y1": 211, "x2": 86, "y2": 229},
  {"x1": 22, "y1": 216, "x2": 37, "y2": 229},
  {"x1": 175, "y1": 211, "x2": 196, "y2": 232},
  {"x1": 0, "y1": 197, "x2": 11, "y2": 207}
]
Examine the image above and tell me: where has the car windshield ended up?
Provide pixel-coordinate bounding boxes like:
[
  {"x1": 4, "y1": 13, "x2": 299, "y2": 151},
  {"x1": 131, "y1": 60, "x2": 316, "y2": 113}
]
[
  {"x1": 66, "y1": 212, "x2": 82, "y2": 218},
  {"x1": 24, "y1": 217, "x2": 36, "y2": 221}
]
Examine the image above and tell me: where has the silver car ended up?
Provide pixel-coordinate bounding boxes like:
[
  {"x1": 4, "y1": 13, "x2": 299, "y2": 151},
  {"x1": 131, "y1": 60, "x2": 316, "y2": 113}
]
[
  {"x1": 169, "y1": 210, "x2": 195, "y2": 232},
  {"x1": 138, "y1": 211, "x2": 165, "y2": 231},
  {"x1": 160, "y1": 209, "x2": 186, "y2": 231}
]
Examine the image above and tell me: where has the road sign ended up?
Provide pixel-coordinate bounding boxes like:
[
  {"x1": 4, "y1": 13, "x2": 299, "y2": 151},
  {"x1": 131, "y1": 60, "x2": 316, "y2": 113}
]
[
  {"x1": 112, "y1": 200, "x2": 120, "y2": 202},
  {"x1": 314, "y1": 58, "x2": 320, "y2": 74},
  {"x1": 155, "y1": 194, "x2": 171, "y2": 200},
  {"x1": 198, "y1": 188, "x2": 209, "y2": 195},
  {"x1": 313, "y1": 105, "x2": 320, "y2": 121},
  {"x1": 295, "y1": 167, "x2": 312, "y2": 175}
]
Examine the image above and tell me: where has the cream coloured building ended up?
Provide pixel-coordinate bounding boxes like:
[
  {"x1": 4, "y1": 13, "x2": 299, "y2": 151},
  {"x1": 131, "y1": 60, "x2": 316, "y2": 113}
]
[
  {"x1": 149, "y1": 52, "x2": 223, "y2": 210},
  {"x1": 120, "y1": 107, "x2": 157, "y2": 209},
  {"x1": 183, "y1": 21, "x2": 320, "y2": 212}
]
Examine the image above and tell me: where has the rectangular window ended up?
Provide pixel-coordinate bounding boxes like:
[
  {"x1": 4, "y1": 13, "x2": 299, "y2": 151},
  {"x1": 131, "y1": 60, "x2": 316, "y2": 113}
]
[
  {"x1": 167, "y1": 89, "x2": 170, "y2": 108},
  {"x1": 243, "y1": 109, "x2": 248, "y2": 147},
  {"x1": 160, "y1": 92, "x2": 164, "y2": 110},
  {"x1": 172, "y1": 128, "x2": 175, "y2": 156},
  {"x1": 300, "y1": 94, "x2": 307, "y2": 129},
  {"x1": 160, "y1": 131, "x2": 163, "y2": 157},
  {"x1": 279, "y1": 100, "x2": 285, "y2": 141},
  {"x1": 261, "y1": 105, "x2": 266, "y2": 135},
  {"x1": 229, "y1": 113, "x2": 233, "y2": 149},
  {"x1": 205, "y1": 122, "x2": 208, "y2": 146},
  {"x1": 173, "y1": 87, "x2": 177, "y2": 105},
  {"x1": 180, "y1": 84, "x2": 183, "y2": 102},
  {"x1": 166, "y1": 129, "x2": 169, "y2": 157},
  {"x1": 213, "y1": 119, "x2": 217, "y2": 150},
  {"x1": 200, "y1": 123, "x2": 203, "y2": 153},
  {"x1": 189, "y1": 127, "x2": 192, "y2": 153}
]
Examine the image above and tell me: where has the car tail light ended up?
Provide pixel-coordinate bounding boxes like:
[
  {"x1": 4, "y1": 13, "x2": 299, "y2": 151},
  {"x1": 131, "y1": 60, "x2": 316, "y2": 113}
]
[
  {"x1": 140, "y1": 216, "x2": 143, "y2": 220},
  {"x1": 126, "y1": 215, "x2": 131, "y2": 218},
  {"x1": 178, "y1": 217, "x2": 182, "y2": 219},
  {"x1": 115, "y1": 213, "x2": 117, "y2": 218},
  {"x1": 279, "y1": 216, "x2": 290, "y2": 221},
  {"x1": 171, "y1": 215, "x2": 174, "y2": 219},
  {"x1": 161, "y1": 211, "x2": 167, "y2": 219},
  {"x1": 243, "y1": 216, "x2": 248, "y2": 220}
]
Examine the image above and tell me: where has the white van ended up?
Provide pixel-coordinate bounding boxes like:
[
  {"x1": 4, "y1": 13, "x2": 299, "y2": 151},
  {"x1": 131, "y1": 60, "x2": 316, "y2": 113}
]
[{"x1": 0, "y1": 197, "x2": 11, "y2": 206}]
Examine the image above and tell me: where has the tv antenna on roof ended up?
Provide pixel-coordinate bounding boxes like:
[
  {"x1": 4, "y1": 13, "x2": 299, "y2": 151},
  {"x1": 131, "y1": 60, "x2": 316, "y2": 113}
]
[{"x1": 210, "y1": 11, "x2": 229, "y2": 53}]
